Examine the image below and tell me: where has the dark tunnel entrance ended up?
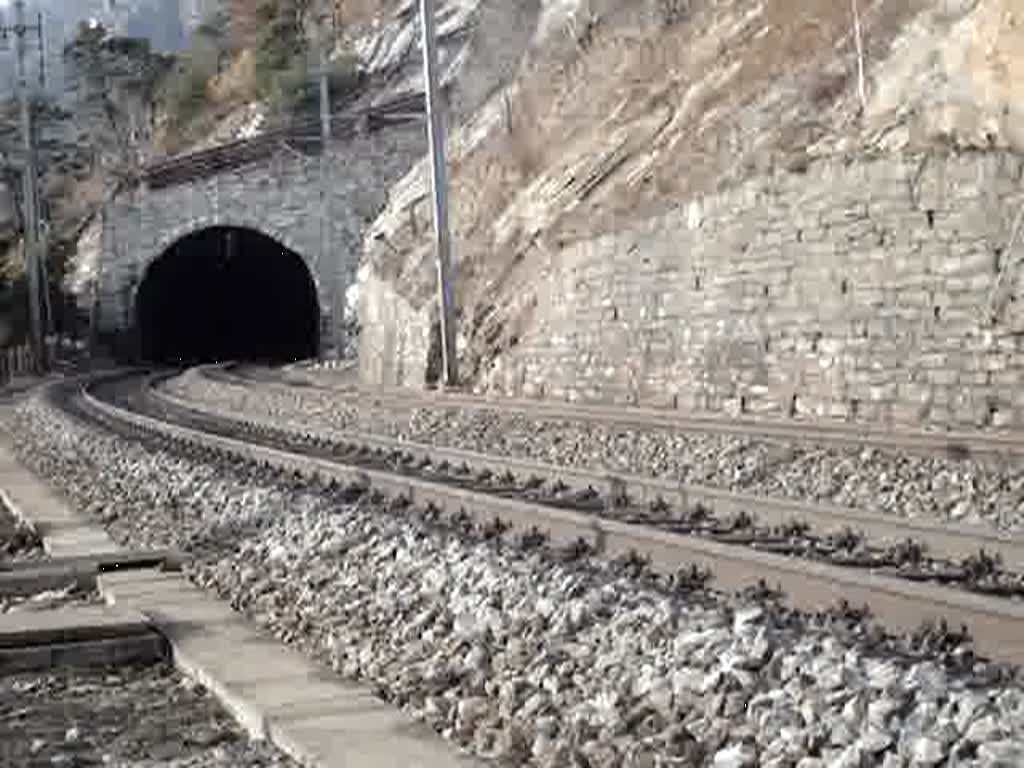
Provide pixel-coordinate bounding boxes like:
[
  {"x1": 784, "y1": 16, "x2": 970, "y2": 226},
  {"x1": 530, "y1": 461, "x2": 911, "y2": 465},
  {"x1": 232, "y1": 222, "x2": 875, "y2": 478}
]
[{"x1": 136, "y1": 226, "x2": 320, "y2": 364}]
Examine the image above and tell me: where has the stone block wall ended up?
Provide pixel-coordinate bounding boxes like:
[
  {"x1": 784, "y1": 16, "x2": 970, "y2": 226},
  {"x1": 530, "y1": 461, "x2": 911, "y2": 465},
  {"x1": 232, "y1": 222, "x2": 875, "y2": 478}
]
[
  {"x1": 359, "y1": 266, "x2": 434, "y2": 387},
  {"x1": 472, "y1": 151, "x2": 1024, "y2": 430}
]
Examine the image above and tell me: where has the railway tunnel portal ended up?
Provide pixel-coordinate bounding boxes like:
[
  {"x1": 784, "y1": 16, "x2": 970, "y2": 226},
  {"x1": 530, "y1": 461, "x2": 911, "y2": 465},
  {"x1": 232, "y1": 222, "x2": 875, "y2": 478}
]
[
  {"x1": 83, "y1": 101, "x2": 426, "y2": 363},
  {"x1": 136, "y1": 226, "x2": 320, "y2": 365}
]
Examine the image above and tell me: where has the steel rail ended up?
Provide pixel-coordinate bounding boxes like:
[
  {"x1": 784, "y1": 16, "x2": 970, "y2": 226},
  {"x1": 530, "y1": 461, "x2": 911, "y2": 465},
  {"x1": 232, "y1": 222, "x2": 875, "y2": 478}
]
[
  {"x1": 200, "y1": 363, "x2": 1024, "y2": 462},
  {"x1": 151, "y1": 383, "x2": 1024, "y2": 570}
]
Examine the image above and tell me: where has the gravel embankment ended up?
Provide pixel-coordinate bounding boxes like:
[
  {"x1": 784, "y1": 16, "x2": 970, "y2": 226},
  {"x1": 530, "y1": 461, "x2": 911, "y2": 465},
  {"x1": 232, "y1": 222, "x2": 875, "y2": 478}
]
[
  {"x1": 161, "y1": 373, "x2": 1024, "y2": 532},
  {"x1": 0, "y1": 663, "x2": 296, "y2": 766},
  {"x1": 11, "y1": 395, "x2": 1024, "y2": 767}
]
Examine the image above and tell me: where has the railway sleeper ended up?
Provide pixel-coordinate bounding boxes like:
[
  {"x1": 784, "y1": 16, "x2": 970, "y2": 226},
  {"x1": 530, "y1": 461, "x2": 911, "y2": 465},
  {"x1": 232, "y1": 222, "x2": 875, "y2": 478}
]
[{"x1": 81, "y1": 379, "x2": 1024, "y2": 603}]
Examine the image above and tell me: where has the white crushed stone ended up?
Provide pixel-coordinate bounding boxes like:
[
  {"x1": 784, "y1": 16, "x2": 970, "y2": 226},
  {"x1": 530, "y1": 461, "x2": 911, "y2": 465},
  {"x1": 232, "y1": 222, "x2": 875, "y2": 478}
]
[{"x1": 10, "y1": 394, "x2": 1024, "y2": 767}]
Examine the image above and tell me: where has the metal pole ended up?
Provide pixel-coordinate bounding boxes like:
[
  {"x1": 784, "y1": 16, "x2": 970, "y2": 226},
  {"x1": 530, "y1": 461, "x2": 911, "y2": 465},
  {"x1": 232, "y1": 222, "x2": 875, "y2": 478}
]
[
  {"x1": 317, "y1": 25, "x2": 337, "y2": 358},
  {"x1": 419, "y1": 0, "x2": 458, "y2": 386},
  {"x1": 32, "y1": 45, "x2": 51, "y2": 342},
  {"x1": 319, "y1": 37, "x2": 331, "y2": 151},
  {"x1": 36, "y1": 11, "x2": 44, "y2": 92},
  {"x1": 13, "y1": 0, "x2": 43, "y2": 374},
  {"x1": 39, "y1": 220, "x2": 52, "y2": 338},
  {"x1": 37, "y1": 21, "x2": 52, "y2": 345}
]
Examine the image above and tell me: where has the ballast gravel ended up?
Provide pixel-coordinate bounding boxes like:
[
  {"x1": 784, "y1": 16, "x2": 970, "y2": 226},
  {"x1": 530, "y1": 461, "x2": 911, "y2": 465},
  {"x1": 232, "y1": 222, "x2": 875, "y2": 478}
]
[
  {"x1": 10, "y1": 394, "x2": 1024, "y2": 767},
  {"x1": 0, "y1": 495, "x2": 45, "y2": 563},
  {"x1": 160, "y1": 372, "x2": 1024, "y2": 532},
  {"x1": 0, "y1": 663, "x2": 296, "y2": 767}
]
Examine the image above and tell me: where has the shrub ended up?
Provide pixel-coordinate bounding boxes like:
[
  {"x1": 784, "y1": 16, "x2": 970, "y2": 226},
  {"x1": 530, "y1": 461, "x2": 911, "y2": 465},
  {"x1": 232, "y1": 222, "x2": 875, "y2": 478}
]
[
  {"x1": 265, "y1": 52, "x2": 363, "y2": 123},
  {"x1": 158, "y1": 0, "x2": 361, "y2": 140},
  {"x1": 327, "y1": 54, "x2": 361, "y2": 104},
  {"x1": 159, "y1": 52, "x2": 217, "y2": 130},
  {"x1": 265, "y1": 55, "x2": 311, "y2": 118},
  {"x1": 105, "y1": 36, "x2": 151, "y2": 57},
  {"x1": 252, "y1": 0, "x2": 307, "y2": 94}
]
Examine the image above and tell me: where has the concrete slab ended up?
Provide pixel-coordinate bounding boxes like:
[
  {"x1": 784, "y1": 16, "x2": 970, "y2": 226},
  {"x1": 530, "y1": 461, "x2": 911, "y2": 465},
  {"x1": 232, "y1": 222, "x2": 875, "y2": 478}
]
[
  {"x1": 0, "y1": 563, "x2": 97, "y2": 597},
  {"x1": 0, "y1": 548, "x2": 184, "y2": 573},
  {"x1": 100, "y1": 570, "x2": 184, "y2": 589},
  {"x1": 102, "y1": 573, "x2": 477, "y2": 767},
  {"x1": 270, "y1": 707, "x2": 475, "y2": 768}
]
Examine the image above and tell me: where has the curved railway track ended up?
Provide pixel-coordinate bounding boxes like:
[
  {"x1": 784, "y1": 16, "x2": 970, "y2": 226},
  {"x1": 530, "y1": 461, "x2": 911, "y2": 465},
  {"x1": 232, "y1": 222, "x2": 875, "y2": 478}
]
[
  {"x1": 206, "y1": 362, "x2": 1024, "y2": 462},
  {"x1": 156, "y1": 375, "x2": 1024, "y2": 569},
  {"x1": 45, "y1": 369, "x2": 1024, "y2": 666}
]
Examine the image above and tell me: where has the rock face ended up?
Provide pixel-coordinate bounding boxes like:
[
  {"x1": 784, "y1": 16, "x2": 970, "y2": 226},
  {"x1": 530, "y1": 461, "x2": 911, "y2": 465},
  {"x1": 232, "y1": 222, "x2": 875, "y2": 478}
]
[
  {"x1": 353, "y1": 0, "x2": 552, "y2": 383},
  {"x1": 65, "y1": 217, "x2": 101, "y2": 306},
  {"x1": 346, "y1": 0, "x2": 541, "y2": 125},
  {"x1": 356, "y1": 0, "x2": 1024, "y2": 411},
  {"x1": 860, "y1": 0, "x2": 1024, "y2": 155}
]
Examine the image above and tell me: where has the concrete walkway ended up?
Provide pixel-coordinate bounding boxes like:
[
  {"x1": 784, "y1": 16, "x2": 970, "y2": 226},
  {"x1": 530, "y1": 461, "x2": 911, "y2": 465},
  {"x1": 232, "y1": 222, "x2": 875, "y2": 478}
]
[{"x1": 0, "y1": 435, "x2": 478, "y2": 768}]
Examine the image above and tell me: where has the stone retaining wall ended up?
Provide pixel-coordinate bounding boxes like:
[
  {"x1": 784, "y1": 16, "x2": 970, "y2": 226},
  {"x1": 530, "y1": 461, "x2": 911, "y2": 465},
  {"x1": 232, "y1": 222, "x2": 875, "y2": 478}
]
[
  {"x1": 488, "y1": 151, "x2": 1024, "y2": 429},
  {"x1": 366, "y1": 150, "x2": 1024, "y2": 431}
]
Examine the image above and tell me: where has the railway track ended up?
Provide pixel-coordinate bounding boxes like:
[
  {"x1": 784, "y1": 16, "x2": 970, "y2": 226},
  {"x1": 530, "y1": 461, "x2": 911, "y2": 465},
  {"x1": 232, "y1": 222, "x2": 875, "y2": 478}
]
[
  {"x1": 204, "y1": 362, "x2": 1024, "y2": 462},
  {"x1": 153, "y1": 378, "x2": 1024, "y2": 570},
  {"x1": 51, "y1": 370, "x2": 1024, "y2": 666}
]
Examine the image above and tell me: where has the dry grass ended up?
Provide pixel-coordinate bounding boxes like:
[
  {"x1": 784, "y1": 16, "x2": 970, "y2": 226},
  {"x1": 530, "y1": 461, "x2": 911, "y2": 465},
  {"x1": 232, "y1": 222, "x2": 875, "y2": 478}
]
[
  {"x1": 334, "y1": 0, "x2": 395, "y2": 28},
  {"x1": 510, "y1": 0, "x2": 924, "y2": 238},
  {"x1": 209, "y1": 48, "x2": 259, "y2": 105}
]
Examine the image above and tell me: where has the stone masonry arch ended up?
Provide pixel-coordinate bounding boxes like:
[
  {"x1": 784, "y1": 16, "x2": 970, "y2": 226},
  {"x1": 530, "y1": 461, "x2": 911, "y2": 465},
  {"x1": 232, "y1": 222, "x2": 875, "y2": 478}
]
[{"x1": 90, "y1": 122, "x2": 426, "y2": 360}]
